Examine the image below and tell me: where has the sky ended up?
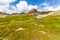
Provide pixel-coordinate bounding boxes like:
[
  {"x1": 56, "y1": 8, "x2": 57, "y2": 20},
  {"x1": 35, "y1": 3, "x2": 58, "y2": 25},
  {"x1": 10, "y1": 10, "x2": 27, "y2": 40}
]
[{"x1": 0, "y1": 0, "x2": 60, "y2": 14}]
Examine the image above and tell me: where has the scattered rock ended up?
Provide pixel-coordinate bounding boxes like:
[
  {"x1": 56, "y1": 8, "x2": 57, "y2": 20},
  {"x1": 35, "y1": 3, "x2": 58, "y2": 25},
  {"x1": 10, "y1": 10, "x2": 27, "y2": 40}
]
[
  {"x1": 40, "y1": 31, "x2": 46, "y2": 34},
  {"x1": 16, "y1": 27, "x2": 26, "y2": 31}
]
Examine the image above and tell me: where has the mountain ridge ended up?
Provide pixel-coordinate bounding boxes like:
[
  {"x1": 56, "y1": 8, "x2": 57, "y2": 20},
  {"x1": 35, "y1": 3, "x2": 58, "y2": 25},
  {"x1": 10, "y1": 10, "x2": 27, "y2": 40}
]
[{"x1": 0, "y1": 9, "x2": 60, "y2": 18}]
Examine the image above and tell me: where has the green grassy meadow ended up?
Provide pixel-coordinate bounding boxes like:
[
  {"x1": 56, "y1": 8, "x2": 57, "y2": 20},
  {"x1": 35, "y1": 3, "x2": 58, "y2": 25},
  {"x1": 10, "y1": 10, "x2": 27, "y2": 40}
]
[{"x1": 0, "y1": 14, "x2": 60, "y2": 40}]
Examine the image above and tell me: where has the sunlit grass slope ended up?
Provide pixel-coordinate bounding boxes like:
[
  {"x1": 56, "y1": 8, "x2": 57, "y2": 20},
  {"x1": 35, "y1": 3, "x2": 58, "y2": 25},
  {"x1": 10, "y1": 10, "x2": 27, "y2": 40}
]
[{"x1": 0, "y1": 14, "x2": 60, "y2": 40}]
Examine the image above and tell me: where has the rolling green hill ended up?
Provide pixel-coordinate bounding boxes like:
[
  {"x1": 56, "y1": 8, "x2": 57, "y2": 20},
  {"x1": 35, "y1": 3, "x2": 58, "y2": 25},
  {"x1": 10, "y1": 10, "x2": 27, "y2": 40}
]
[{"x1": 0, "y1": 13, "x2": 60, "y2": 40}]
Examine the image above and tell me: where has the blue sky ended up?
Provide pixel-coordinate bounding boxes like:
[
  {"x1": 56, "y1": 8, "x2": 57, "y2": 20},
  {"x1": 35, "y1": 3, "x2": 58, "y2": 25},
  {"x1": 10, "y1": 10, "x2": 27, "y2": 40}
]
[
  {"x1": 11, "y1": 0, "x2": 60, "y2": 6},
  {"x1": 0, "y1": 0, "x2": 60, "y2": 14},
  {"x1": 11, "y1": 0, "x2": 44, "y2": 6}
]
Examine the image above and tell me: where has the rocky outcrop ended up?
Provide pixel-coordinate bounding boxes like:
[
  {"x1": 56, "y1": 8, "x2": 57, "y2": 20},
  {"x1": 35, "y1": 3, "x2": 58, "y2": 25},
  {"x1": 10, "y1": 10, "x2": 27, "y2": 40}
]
[
  {"x1": 0, "y1": 12, "x2": 9, "y2": 17},
  {"x1": 28, "y1": 9, "x2": 38, "y2": 13},
  {"x1": 28, "y1": 9, "x2": 40, "y2": 16}
]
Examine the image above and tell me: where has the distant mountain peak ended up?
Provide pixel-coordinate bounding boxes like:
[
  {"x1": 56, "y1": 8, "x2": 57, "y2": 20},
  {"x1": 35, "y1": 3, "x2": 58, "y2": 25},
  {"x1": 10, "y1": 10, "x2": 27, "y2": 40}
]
[{"x1": 28, "y1": 9, "x2": 38, "y2": 13}]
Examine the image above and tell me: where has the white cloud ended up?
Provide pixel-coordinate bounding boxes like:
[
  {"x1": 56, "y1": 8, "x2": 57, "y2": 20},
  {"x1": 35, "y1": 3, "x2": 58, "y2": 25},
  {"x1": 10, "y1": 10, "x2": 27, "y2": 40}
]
[
  {"x1": 5, "y1": 5, "x2": 18, "y2": 14},
  {"x1": 43, "y1": 6, "x2": 60, "y2": 11},
  {"x1": 0, "y1": 5, "x2": 9, "y2": 12},
  {"x1": 16, "y1": 1, "x2": 38, "y2": 13},
  {"x1": 0, "y1": 0, "x2": 18, "y2": 14},
  {"x1": 16, "y1": 1, "x2": 28, "y2": 13},
  {"x1": 40, "y1": 3, "x2": 60, "y2": 11},
  {"x1": 0, "y1": 0, "x2": 16, "y2": 4},
  {"x1": 0, "y1": 5, "x2": 18, "y2": 14},
  {"x1": 28, "y1": 5, "x2": 38, "y2": 11},
  {"x1": 0, "y1": 0, "x2": 60, "y2": 14},
  {"x1": 0, "y1": 0, "x2": 38, "y2": 14}
]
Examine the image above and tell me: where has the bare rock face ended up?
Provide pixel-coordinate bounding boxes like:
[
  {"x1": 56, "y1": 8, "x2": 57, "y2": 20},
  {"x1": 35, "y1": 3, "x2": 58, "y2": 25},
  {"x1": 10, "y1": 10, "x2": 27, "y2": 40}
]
[
  {"x1": 28, "y1": 9, "x2": 40, "y2": 16},
  {"x1": 28, "y1": 9, "x2": 38, "y2": 13}
]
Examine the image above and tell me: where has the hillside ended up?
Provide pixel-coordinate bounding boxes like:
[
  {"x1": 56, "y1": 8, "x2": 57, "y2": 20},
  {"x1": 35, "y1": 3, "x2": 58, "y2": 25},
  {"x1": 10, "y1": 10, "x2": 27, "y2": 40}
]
[
  {"x1": 0, "y1": 9, "x2": 52, "y2": 18},
  {"x1": 36, "y1": 10, "x2": 60, "y2": 19},
  {"x1": 0, "y1": 12, "x2": 60, "y2": 40}
]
